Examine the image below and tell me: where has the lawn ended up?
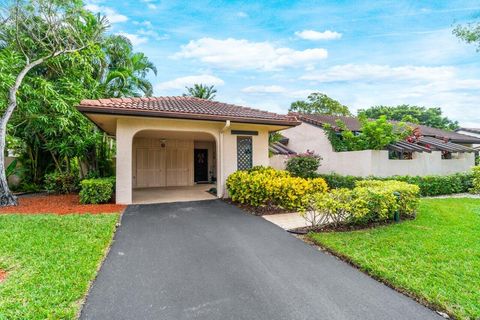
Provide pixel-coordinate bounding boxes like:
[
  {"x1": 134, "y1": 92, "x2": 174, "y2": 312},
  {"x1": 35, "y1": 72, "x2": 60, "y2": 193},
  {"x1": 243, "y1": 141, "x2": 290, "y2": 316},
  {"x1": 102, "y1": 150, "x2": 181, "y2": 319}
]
[
  {"x1": 0, "y1": 213, "x2": 119, "y2": 319},
  {"x1": 309, "y1": 198, "x2": 480, "y2": 320}
]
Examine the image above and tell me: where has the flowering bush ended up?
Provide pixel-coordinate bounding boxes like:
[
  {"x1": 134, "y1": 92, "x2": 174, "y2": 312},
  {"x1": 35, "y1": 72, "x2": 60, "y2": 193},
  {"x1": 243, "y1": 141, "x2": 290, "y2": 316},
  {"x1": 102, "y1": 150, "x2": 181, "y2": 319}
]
[
  {"x1": 285, "y1": 151, "x2": 322, "y2": 178},
  {"x1": 226, "y1": 166, "x2": 328, "y2": 210}
]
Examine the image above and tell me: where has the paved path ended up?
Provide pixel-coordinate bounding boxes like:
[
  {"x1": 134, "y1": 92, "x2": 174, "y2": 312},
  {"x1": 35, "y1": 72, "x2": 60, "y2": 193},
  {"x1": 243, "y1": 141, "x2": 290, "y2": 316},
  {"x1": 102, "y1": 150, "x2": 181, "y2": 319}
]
[{"x1": 80, "y1": 200, "x2": 441, "y2": 320}]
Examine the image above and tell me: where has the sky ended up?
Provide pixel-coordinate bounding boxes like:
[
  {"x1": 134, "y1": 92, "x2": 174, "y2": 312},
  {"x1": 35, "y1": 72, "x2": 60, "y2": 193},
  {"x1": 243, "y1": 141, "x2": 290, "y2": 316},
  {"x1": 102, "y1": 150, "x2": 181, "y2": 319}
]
[{"x1": 85, "y1": 0, "x2": 480, "y2": 127}]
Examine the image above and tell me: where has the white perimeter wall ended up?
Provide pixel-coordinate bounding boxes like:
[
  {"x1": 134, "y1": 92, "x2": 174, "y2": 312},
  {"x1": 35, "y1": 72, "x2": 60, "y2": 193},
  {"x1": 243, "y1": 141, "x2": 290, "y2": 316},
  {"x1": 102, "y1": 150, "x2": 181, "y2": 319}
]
[{"x1": 272, "y1": 122, "x2": 475, "y2": 177}]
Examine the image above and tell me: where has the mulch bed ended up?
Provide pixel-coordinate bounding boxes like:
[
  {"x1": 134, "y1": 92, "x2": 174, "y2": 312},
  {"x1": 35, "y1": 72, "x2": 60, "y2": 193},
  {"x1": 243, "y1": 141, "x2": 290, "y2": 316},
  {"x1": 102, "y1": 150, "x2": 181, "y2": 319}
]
[
  {"x1": 0, "y1": 270, "x2": 7, "y2": 283},
  {"x1": 223, "y1": 199, "x2": 294, "y2": 216},
  {"x1": 0, "y1": 194, "x2": 126, "y2": 215}
]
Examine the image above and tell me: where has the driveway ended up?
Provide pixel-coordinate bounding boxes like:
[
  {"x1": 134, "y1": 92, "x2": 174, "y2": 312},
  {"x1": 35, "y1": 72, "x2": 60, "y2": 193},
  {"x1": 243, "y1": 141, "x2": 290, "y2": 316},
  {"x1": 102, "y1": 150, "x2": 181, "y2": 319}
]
[{"x1": 80, "y1": 200, "x2": 441, "y2": 320}]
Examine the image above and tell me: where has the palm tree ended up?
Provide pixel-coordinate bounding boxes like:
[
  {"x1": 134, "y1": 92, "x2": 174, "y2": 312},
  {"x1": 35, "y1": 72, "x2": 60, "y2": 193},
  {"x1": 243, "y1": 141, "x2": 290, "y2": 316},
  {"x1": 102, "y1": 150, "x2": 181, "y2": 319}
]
[
  {"x1": 100, "y1": 35, "x2": 157, "y2": 97},
  {"x1": 183, "y1": 84, "x2": 217, "y2": 100}
]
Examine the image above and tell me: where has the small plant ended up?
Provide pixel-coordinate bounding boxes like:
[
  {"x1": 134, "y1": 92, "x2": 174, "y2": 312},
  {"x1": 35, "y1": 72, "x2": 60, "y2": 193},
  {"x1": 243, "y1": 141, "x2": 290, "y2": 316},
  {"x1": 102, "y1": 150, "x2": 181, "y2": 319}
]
[
  {"x1": 285, "y1": 151, "x2": 322, "y2": 178},
  {"x1": 79, "y1": 177, "x2": 115, "y2": 204}
]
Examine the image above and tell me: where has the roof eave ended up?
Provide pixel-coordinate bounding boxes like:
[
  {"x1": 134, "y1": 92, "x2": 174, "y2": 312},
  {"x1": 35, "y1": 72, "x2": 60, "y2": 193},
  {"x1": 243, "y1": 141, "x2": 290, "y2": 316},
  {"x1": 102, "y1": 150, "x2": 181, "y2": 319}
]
[{"x1": 77, "y1": 105, "x2": 300, "y2": 127}]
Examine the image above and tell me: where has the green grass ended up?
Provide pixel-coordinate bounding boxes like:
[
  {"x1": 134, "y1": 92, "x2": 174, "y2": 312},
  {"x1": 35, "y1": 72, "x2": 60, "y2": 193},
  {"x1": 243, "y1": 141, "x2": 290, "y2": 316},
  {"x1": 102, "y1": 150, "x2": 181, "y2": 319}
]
[
  {"x1": 309, "y1": 198, "x2": 480, "y2": 320},
  {"x1": 0, "y1": 214, "x2": 119, "y2": 319}
]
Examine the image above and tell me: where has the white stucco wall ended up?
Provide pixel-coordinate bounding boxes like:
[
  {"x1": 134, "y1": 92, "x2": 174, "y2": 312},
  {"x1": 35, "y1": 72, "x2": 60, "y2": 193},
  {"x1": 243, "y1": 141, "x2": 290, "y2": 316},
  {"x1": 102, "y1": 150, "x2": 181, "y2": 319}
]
[
  {"x1": 273, "y1": 122, "x2": 475, "y2": 177},
  {"x1": 115, "y1": 116, "x2": 273, "y2": 204}
]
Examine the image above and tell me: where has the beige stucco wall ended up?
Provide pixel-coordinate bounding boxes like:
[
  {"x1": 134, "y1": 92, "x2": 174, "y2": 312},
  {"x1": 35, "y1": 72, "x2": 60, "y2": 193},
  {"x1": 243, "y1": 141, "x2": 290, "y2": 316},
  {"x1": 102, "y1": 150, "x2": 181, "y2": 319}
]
[
  {"x1": 115, "y1": 116, "x2": 273, "y2": 204},
  {"x1": 274, "y1": 122, "x2": 475, "y2": 177}
]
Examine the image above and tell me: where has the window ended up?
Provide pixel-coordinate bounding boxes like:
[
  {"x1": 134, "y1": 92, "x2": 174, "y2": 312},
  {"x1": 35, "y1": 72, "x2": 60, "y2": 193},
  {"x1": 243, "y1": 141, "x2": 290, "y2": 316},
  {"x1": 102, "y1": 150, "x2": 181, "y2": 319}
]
[{"x1": 237, "y1": 136, "x2": 252, "y2": 170}]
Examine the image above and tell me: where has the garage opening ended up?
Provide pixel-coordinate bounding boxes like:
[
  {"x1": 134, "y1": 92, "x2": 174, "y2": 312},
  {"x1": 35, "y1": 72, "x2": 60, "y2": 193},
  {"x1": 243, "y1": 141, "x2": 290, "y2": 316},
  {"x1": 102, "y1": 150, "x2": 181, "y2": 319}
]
[{"x1": 132, "y1": 130, "x2": 218, "y2": 204}]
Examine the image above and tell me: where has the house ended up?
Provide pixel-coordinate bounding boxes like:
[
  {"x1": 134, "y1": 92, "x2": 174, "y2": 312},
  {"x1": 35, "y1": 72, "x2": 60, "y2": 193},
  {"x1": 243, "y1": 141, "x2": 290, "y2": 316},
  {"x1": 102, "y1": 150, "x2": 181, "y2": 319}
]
[
  {"x1": 270, "y1": 113, "x2": 480, "y2": 177},
  {"x1": 77, "y1": 96, "x2": 299, "y2": 204},
  {"x1": 455, "y1": 128, "x2": 480, "y2": 149}
]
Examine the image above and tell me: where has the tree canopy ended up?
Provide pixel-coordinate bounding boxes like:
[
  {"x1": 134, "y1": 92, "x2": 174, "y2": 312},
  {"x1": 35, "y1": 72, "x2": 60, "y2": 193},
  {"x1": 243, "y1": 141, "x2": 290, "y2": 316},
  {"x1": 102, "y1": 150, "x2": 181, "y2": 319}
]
[
  {"x1": 453, "y1": 22, "x2": 480, "y2": 49},
  {"x1": 183, "y1": 84, "x2": 217, "y2": 100},
  {"x1": 358, "y1": 105, "x2": 459, "y2": 130},
  {"x1": 289, "y1": 93, "x2": 351, "y2": 116}
]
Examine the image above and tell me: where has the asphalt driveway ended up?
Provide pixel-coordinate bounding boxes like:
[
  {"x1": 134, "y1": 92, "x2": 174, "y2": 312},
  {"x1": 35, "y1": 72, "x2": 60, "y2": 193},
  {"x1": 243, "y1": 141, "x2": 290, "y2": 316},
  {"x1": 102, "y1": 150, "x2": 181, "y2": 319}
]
[{"x1": 80, "y1": 200, "x2": 441, "y2": 320}]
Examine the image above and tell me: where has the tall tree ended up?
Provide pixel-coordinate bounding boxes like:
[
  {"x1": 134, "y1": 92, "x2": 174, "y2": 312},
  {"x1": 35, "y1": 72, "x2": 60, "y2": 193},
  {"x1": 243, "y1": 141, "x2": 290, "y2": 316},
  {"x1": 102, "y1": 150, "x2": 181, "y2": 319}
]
[
  {"x1": 0, "y1": 0, "x2": 107, "y2": 206},
  {"x1": 183, "y1": 84, "x2": 217, "y2": 100},
  {"x1": 358, "y1": 105, "x2": 459, "y2": 130},
  {"x1": 289, "y1": 93, "x2": 351, "y2": 116},
  {"x1": 100, "y1": 35, "x2": 157, "y2": 97}
]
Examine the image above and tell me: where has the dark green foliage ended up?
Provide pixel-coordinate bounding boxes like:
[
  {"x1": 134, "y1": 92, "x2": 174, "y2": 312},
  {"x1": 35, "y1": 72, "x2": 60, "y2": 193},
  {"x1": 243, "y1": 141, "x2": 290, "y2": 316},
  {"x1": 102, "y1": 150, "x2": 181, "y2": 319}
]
[
  {"x1": 317, "y1": 172, "x2": 473, "y2": 196},
  {"x1": 358, "y1": 105, "x2": 459, "y2": 130},
  {"x1": 289, "y1": 92, "x2": 351, "y2": 116},
  {"x1": 44, "y1": 171, "x2": 79, "y2": 194},
  {"x1": 79, "y1": 177, "x2": 115, "y2": 204},
  {"x1": 183, "y1": 84, "x2": 217, "y2": 100},
  {"x1": 285, "y1": 151, "x2": 322, "y2": 178}
]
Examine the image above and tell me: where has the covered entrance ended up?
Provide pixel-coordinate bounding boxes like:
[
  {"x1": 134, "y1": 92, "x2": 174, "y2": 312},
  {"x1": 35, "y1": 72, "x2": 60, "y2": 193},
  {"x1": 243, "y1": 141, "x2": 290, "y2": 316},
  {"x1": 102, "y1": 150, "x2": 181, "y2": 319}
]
[{"x1": 132, "y1": 130, "x2": 217, "y2": 204}]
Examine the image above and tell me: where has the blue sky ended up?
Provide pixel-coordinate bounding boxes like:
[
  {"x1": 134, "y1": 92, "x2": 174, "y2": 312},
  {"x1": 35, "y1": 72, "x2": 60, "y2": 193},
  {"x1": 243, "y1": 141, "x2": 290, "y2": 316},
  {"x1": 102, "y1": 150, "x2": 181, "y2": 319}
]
[{"x1": 86, "y1": 1, "x2": 480, "y2": 127}]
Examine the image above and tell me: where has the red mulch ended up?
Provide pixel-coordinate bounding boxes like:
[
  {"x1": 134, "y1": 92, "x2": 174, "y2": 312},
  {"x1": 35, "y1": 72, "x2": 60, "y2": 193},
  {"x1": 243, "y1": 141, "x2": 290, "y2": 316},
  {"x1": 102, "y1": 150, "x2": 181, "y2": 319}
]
[
  {"x1": 0, "y1": 269, "x2": 6, "y2": 283},
  {"x1": 0, "y1": 194, "x2": 126, "y2": 215}
]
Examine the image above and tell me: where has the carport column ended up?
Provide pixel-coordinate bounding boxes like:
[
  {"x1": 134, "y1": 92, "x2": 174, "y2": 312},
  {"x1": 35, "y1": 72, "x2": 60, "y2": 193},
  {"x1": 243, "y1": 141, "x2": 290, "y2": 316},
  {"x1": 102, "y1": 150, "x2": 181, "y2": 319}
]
[{"x1": 116, "y1": 119, "x2": 134, "y2": 204}]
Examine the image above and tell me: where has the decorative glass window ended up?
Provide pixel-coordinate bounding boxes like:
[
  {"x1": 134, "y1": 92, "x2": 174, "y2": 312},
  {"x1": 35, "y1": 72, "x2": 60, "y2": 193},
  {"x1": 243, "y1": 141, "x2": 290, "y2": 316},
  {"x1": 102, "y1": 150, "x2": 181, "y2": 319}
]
[{"x1": 237, "y1": 136, "x2": 253, "y2": 170}]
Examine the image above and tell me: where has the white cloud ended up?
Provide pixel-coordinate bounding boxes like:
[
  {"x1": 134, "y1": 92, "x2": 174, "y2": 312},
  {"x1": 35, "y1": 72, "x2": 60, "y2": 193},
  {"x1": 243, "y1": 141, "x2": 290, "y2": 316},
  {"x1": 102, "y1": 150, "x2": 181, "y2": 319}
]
[
  {"x1": 117, "y1": 32, "x2": 148, "y2": 46},
  {"x1": 242, "y1": 85, "x2": 286, "y2": 93},
  {"x1": 295, "y1": 30, "x2": 342, "y2": 40},
  {"x1": 174, "y1": 37, "x2": 328, "y2": 71},
  {"x1": 138, "y1": 29, "x2": 169, "y2": 41},
  {"x1": 84, "y1": 4, "x2": 128, "y2": 24},
  {"x1": 237, "y1": 11, "x2": 248, "y2": 18},
  {"x1": 301, "y1": 64, "x2": 456, "y2": 82},
  {"x1": 155, "y1": 75, "x2": 225, "y2": 91}
]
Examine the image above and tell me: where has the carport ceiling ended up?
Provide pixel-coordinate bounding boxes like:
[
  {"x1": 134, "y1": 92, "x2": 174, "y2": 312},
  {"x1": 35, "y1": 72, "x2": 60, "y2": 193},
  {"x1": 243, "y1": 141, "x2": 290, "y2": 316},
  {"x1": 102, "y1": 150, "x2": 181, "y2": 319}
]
[{"x1": 135, "y1": 130, "x2": 215, "y2": 141}]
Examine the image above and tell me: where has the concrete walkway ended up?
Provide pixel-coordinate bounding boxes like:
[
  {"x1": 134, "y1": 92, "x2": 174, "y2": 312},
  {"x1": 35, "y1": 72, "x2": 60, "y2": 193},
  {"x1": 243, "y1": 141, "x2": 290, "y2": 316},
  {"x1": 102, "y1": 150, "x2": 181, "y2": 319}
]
[
  {"x1": 80, "y1": 200, "x2": 441, "y2": 320},
  {"x1": 262, "y1": 212, "x2": 309, "y2": 230},
  {"x1": 132, "y1": 184, "x2": 216, "y2": 204}
]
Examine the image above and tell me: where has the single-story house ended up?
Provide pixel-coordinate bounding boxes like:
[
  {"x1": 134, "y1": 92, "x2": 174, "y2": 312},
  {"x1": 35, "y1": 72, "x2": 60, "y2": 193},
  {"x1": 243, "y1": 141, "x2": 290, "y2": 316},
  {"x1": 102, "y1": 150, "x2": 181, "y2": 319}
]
[
  {"x1": 455, "y1": 128, "x2": 480, "y2": 149},
  {"x1": 270, "y1": 113, "x2": 480, "y2": 177},
  {"x1": 77, "y1": 96, "x2": 299, "y2": 204}
]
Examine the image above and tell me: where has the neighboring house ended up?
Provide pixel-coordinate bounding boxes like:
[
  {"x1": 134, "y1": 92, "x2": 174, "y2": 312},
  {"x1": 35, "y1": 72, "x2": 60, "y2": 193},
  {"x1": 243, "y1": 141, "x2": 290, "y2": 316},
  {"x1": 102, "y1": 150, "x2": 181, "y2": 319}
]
[
  {"x1": 270, "y1": 113, "x2": 480, "y2": 177},
  {"x1": 455, "y1": 128, "x2": 480, "y2": 149},
  {"x1": 77, "y1": 96, "x2": 299, "y2": 204}
]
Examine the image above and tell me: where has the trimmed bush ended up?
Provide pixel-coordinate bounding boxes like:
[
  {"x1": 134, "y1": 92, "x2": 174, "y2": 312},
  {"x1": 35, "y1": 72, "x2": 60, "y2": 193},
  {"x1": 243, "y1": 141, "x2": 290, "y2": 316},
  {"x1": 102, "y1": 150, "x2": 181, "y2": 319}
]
[
  {"x1": 79, "y1": 177, "x2": 115, "y2": 204},
  {"x1": 470, "y1": 166, "x2": 480, "y2": 194},
  {"x1": 226, "y1": 166, "x2": 328, "y2": 210},
  {"x1": 318, "y1": 172, "x2": 473, "y2": 197},
  {"x1": 285, "y1": 151, "x2": 322, "y2": 179},
  {"x1": 44, "y1": 172, "x2": 79, "y2": 194}
]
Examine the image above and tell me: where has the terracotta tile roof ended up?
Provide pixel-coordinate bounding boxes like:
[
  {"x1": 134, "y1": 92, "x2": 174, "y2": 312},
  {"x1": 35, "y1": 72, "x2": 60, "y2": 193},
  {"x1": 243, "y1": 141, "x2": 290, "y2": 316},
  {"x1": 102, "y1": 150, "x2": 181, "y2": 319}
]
[
  {"x1": 457, "y1": 127, "x2": 480, "y2": 135},
  {"x1": 293, "y1": 113, "x2": 480, "y2": 144},
  {"x1": 269, "y1": 141, "x2": 296, "y2": 155},
  {"x1": 77, "y1": 96, "x2": 299, "y2": 126}
]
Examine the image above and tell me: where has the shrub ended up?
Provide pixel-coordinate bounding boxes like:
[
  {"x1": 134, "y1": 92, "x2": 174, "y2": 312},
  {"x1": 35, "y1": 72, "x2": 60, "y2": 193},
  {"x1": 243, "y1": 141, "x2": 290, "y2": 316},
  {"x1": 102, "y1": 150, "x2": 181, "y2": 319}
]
[
  {"x1": 318, "y1": 172, "x2": 472, "y2": 197},
  {"x1": 470, "y1": 166, "x2": 480, "y2": 194},
  {"x1": 226, "y1": 166, "x2": 328, "y2": 210},
  {"x1": 79, "y1": 177, "x2": 115, "y2": 204},
  {"x1": 44, "y1": 172, "x2": 79, "y2": 194},
  {"x1": 285, "y1": 151, "x2": 322, "y2": 178},
  {"x1": 302, "y1": 180, "x2": 420, "y2": 226}
]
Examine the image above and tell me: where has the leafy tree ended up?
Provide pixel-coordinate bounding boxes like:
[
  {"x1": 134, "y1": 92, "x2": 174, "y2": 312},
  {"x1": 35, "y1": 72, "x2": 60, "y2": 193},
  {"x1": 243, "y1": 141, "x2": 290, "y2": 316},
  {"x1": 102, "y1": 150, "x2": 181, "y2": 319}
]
[
  {"x1": 0, "y1": 0, "x2": 107, "y2": 205},
  {"x1": 289, "y1": 93, "x2": 351, "y2": 116},
  {"x1": 453, "y1": 22, "x2": 480, "y2": 50},
  {"x1": 325, "y1": 115, "x2": 411, "y2": 151},
  {"x1": 100, "y1": 35, "x2": 157, "y2": 97},
  {"x1": 183, "y1": 84, "x2": 217, "y2": 100},
  {"x1": 358, "y1": 105, "x2": 459, "y2": 130}
]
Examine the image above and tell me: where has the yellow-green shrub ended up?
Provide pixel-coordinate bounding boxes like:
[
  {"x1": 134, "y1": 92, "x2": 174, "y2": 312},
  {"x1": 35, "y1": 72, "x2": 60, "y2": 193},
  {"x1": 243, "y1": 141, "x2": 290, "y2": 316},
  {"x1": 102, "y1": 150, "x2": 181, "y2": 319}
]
[
  {"x1": 226, "y1": 166, "x2": 328, "y2": 210},
  {"x1": 470, "y1": 166, "x2": 480, "y2": 194}
]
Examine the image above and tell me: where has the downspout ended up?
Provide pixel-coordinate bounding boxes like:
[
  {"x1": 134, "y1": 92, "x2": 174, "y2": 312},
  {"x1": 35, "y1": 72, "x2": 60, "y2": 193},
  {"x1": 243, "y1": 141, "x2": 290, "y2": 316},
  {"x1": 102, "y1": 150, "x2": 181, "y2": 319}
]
[{"x1": 219, "y1": 120, "x2": 231, "y2": 198}]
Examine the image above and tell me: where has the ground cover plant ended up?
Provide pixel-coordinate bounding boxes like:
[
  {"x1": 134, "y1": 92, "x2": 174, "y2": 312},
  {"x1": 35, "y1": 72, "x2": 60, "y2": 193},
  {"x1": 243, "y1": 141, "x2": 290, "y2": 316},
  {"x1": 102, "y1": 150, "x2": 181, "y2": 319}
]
[
  {"x1": 0, "y1": 213, "x2": 119, "y2": 319},
  {"x1": 309, "y1": 198, "x2": 480, "y2": 320}
]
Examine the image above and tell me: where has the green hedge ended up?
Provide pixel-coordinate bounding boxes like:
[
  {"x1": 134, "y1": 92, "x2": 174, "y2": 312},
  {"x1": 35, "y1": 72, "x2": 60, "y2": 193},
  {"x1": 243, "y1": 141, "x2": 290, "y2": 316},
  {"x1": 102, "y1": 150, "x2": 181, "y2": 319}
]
[
  {"x1": 317, "y1": 172, "x2": 473, "y2": 197},
  {"x1": 79, "y1": 177, "x2": 115, "y2": 204},
  {"x1": 44, "y1": 172, "x2": 79, "y2": 194}
]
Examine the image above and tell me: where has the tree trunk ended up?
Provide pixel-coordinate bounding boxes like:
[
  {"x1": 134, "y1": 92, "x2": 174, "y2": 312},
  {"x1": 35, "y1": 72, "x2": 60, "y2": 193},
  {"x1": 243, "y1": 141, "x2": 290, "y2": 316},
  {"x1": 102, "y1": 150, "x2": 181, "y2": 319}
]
[{"x1": 0, "y1": 58, "x2": 45, "y2": 206}]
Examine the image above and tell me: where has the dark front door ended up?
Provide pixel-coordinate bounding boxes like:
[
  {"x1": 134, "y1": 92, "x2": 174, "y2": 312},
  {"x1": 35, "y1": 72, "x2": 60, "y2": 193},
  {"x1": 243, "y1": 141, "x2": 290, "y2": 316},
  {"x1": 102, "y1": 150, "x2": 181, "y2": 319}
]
[{"x1": 194, "y1": 149, "x2": 209, "y2": 182}]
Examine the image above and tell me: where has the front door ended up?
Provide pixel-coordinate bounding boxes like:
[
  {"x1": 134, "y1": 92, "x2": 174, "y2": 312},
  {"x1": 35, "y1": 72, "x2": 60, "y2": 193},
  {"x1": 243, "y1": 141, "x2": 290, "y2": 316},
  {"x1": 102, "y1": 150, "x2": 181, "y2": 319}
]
[{"x1": 194, "y1": 149, "x2": 208, "y2": 182}]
